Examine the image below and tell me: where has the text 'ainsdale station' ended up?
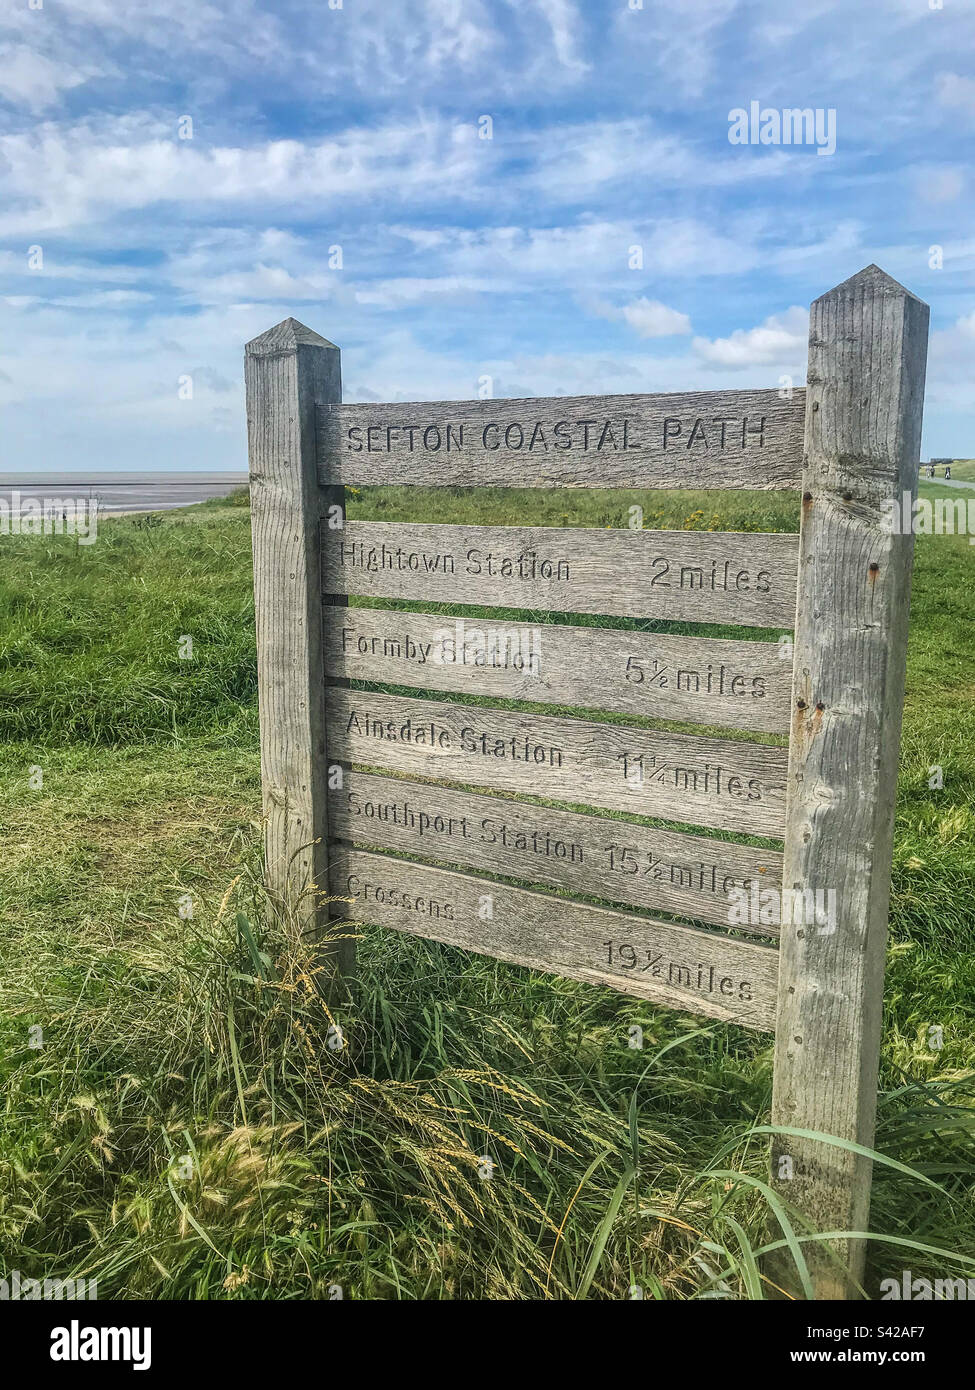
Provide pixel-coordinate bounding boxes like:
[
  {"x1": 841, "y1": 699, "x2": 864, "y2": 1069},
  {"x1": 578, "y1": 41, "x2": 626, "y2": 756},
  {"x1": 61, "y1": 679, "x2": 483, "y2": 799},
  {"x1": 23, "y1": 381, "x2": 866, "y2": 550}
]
[{"x1": 345, "y1": 415, "x2": 769, "y2": 454}]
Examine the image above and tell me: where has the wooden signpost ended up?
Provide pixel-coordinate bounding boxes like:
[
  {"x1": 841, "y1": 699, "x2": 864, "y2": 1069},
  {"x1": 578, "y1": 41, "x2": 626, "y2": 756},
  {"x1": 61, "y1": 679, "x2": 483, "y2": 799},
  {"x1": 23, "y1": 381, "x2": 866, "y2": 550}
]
[{"x1": 245, "y1": 266, "x2": 929, "y2": 1300}]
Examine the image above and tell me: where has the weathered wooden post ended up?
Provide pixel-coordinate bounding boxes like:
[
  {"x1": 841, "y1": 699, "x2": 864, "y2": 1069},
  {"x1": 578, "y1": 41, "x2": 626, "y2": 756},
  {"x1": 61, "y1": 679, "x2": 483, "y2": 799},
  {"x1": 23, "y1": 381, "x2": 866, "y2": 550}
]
[
  {"x1": 770, "y1": 266, "x2": 929, "y2": 1297},
  {"x1": 245, "y1": 319, "x2": 353, "y2": 975}
]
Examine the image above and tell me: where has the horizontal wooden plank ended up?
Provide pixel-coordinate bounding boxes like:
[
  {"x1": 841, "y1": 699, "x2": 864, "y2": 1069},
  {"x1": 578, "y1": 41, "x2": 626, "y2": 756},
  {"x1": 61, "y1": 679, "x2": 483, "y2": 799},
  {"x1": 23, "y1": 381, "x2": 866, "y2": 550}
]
[
  {"x1": 324, "y1": 608, "x2": 792, "y2": 733},
  {"x1": 326, "y1": 689, "x2": 788, "y2": 837},
  {"x1": 329, "y1": 848, "x2": 779, "y2": 1029},
  {"x1": 317, "y1": 389, "x2": 805, "y2": 490},
  {"x1": 330, "y1": 771, "x2": 783, "y2": 933},
  {"x1": 322, "y1": 522, "x2": 799, "y2": 628}
]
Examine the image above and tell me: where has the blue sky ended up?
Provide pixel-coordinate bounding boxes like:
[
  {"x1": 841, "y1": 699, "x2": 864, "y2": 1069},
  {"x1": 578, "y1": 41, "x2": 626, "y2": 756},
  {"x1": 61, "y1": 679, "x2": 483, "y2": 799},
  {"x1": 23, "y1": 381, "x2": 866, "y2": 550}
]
[{"x1": 1, "y1": 0, "x2": 974, "y2": 471}]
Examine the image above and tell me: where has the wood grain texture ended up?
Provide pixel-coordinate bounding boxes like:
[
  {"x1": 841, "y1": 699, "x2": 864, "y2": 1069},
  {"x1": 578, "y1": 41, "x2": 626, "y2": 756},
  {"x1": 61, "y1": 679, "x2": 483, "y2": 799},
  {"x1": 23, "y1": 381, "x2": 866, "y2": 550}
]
[
  {"x1": 322, "y1": 521, "x2": 799, "y2": 628},
  {"x1": 770, "y1": 266, "x2": 929, "y2": 1299},
  {"x1": 326, "y1": 688, "x2": 788, "y2": 837},
  {"x1": 329, "y1": 848, "x2": 780, "y2": 1029},
  {"x1": 324, "y1": 607, "x2": 792, "y2": 733},
  {"x1": 329, "y1": 770, "x2": 784, "y2": 933},
  {"x1": 317, "y1": 389, "x2": 805, "y2": 490},
  {"x1": 245, "y1": 318, "x2": 353, "y2": 974}
]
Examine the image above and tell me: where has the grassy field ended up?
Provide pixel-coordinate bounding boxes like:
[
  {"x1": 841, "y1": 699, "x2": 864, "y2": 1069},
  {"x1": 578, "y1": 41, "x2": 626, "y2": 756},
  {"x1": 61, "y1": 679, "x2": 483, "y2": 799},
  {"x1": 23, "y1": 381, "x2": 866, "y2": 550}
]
[
  {"x1": 0, "y1": 481, "x2": 973, "y2": 1300},
  {"x1": 921, "y1": 458, "x2": 975, "y2": 482}
]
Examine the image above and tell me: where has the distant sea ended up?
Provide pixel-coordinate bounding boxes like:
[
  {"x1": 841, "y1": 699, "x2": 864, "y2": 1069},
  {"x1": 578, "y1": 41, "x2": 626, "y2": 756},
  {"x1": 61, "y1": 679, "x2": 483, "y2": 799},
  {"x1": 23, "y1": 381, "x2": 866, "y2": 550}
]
[{"x1": 0, "y1": 472, "x2": 249, "y2": 515}]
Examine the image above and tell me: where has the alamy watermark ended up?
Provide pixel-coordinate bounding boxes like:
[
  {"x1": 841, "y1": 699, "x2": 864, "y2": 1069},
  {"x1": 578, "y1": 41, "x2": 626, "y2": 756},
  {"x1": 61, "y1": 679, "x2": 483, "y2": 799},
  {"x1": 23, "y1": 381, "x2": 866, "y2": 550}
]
[
  {"x1": 50, "y1": 1320, "x2": 150, "y2": 1370},
  {"x1": 339, "y1": 618, "x2": 542, "y2": 677},
  {"x1": 0, "y1": 494, "x2": 98, "y2": 544},
  {"x1": 728, "y1": 102, "x2": 836, "y2": 156},
  {"x1": 881, "y1": 1269, "x2": 975, "y2": 1300},
  {"x1": 728, "y1": 883, "x2": 837, "y2": 934},
  {"x1": 0, "y1": 1268, "x2": 97, "y2": 1300},
  {"x1": 882, "y1": 491, "x2": 975, "y2": 544},
  {"x1": 431, "y1": 618, "x2": 542, "y2": 678}
]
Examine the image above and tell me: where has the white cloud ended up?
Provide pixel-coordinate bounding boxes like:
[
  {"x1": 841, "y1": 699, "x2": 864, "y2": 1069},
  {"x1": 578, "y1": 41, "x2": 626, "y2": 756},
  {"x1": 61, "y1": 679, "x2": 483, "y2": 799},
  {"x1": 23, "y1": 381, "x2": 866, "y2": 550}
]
[
  {"x1": 523, "y1": 118, "x2": 794, "y2": 205},
  {"x1": 12, "y1": 0, "x2": 580, "y2": 112},
  {"x1": 0, "y1": 112, "x2": 803, "y2": 242},
  {"x1": 622, "y1": 298, "x2": 691, "y2": 337},
  {"x1": 0, "y1": 117, "x2": 483, "y2": 235},
  {"x1": 354, "y1": 276, "x2": 496, "y2": 308},
  {"x1": 611, "y1": 0, "x2": 739, "y2": 96},
  {"x1": 0, "y1": 46, "x2": 93, "y2": 110},
  {"x1": 936, "y1": 72, "x2": 975, "y2": 114},
  {"x1": 385, "y1": 217, "x2": 767, "y2": 287},
  {"x1": 692, "y1": 305, "x2": 808, "y2": 369},
  {"x1": 598, "y1": 297, "x2": 693, "y2": 337},
  {"x1": 926, "y1": 311, "x2": 975, "y2": 410},
  {"x1": 0, "y1": 0, "x2": 974, "y2": 469},
  {"x1": 534, "y1": 0, "x2": 588, "y2": 73}
]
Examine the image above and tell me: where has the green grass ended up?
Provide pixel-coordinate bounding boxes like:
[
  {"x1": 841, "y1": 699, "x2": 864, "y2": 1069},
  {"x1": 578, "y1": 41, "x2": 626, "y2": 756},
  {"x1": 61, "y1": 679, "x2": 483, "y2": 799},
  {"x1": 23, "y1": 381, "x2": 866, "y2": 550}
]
[{"x1": 0, "y1": 483, "x2": 973, "y2": 1299}]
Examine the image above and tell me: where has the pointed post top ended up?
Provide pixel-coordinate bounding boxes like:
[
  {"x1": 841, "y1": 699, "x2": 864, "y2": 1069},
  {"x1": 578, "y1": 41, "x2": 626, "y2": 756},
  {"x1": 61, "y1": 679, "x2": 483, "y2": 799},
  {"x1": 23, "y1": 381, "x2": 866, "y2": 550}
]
[
  {"x1": 246, "y1": 318, "x2": 338, "y2": 357},
  {"x1": 815, "y1": 263, "x2": 928, "y2": 309},
  {"x1": 805, "y1": 259, "x2": 930, "y2": 494}
]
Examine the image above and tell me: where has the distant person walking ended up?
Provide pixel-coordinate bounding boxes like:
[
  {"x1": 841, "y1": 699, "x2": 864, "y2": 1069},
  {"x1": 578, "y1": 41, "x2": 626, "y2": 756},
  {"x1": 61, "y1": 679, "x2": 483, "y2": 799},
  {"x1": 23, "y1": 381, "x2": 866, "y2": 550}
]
[{"x1": 945, "y1": 462, "x2": 951, "y2": 480}]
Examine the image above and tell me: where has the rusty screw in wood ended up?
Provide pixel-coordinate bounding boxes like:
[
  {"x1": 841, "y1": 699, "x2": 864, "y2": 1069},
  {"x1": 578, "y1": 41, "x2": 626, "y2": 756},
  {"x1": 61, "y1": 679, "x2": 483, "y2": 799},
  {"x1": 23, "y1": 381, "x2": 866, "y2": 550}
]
[
  {"x1": 869, "y1": 562, "x2": 880, "y2": 573},
  {"x1": 796, "y1": 699, "x2": 807, "y2": 709},
  {"x1": 815, "y1": 701, "x2": 825, "y2": 710}
]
